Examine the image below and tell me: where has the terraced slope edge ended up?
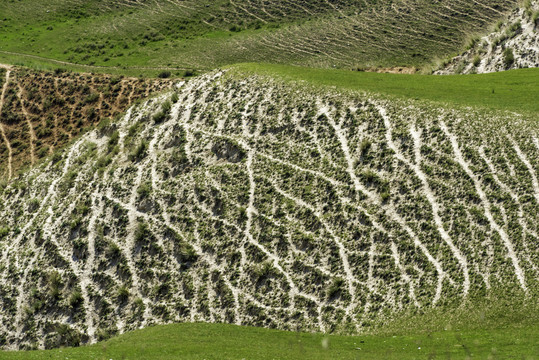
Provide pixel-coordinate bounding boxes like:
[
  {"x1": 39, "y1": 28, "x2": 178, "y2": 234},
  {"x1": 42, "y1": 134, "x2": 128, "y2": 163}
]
[
  {"x1": 0, "y1": 70, "x2": 537, "y2": 350},
  {"x1": 437, "y1": 0, "x2": 539, "y2": 74}
]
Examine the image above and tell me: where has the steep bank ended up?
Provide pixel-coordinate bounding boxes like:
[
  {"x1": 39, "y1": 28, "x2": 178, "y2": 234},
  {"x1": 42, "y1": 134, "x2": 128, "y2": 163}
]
[{"x1": 0, "y1": 69, "x2": 537, "y2": 349}]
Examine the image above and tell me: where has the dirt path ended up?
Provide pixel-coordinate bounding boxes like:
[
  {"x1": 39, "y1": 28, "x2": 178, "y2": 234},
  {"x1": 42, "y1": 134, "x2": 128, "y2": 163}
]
[
  {"x1": 0, "y1": 50, "x2": 195, "y2": 72},
  {"x1": 0, "y1": 65, "x2": 13, "y2": 179},
  {"x1": 16, "y1": 83, "x2": 36, "y2": 165}
]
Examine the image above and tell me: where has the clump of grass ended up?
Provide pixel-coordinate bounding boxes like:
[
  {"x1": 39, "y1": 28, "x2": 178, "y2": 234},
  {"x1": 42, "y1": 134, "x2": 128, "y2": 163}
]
[
  {"x1": 137, "y1": 182, "x2": 152, "y2": 198},
  {"x1": 130, "y1": 140, "x2": 148, "y2": 161},
  {"x1": 117, "y1": 286, "x2": 130, "y2": 302},
  {"x1": 472, "y1": 55, "x2": 481, "y2": 67},
  {"x1": 153, "y1": 100, "x2": 172, "y2": 123},
  {"x1": 327, "y1": 278, "x2": 344, "y2": 300},
  {"x1": 532, "y1": 11, "x2": 539, "y2": 27},
  {"x1": 503, "y1": 48, "x2": 515, "y2": 68},
  {"x1": 0, "y1": 227, "x2": 9, "y2": 239},
  {"x1": 465, "y1": 36, "x2": 479, "y2": 50},
  {"x1": 505, "y1": 21, "x2": 521, "y2": 39},
  {"x1": 158, "y1": 71, "x2": 171, "y2": 79},
  {"x1": 69, "y1": 291, "x2": 83, "y2": 308}
]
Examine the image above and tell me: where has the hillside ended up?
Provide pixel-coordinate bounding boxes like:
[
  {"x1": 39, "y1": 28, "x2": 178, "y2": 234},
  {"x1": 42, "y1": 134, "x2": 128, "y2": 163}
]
[
  {"x1": 0, "y1": 66, "x2": 173, "y2": 179},
  {"x1": 0, "y1": 66, "x2": 537, "y2": 350},
  {"x1": 437, "y1": 0, "x2": 539, "y2": 74},
  {"x1": 0, "y1": 0, "x2": 520, "y2": 71}
]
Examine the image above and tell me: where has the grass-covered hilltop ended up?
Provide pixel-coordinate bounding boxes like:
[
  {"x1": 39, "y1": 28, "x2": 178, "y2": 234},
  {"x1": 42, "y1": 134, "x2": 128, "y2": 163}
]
[{"x1": 0, "y1": 0, "x2": 538, "y2": 358}]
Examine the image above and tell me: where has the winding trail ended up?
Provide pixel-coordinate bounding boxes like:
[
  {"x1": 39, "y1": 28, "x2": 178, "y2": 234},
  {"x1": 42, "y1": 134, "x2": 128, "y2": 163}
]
[
  {"x1": 0, "y1": 65, "x2": 13, "y2": 179},
  {"x1": 16, "y1": 83, "x2": 36, "y2": 165},
  {"x1": 0, "y1": 50, "x2": 197, "y2": 72}
]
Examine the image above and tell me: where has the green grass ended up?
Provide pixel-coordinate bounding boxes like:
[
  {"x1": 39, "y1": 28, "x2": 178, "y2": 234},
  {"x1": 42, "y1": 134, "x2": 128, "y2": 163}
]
[
  {"x1": 4, "y1": 294, "x2": 539, "y2": 359},
  {"x1": 3, "y1": 322, "x2": 538, "y2": 360},
  {"x1": 0, "y1": 51, "x2": 191, "y2": 79},
  {"x1": 232, "y1": 63, "x2": 539, "y2": 114}
]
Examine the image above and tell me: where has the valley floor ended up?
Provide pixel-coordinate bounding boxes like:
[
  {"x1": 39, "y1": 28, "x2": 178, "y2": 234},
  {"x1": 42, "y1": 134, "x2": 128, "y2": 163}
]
[{"x1": 2, "y1": 322, "x2": 538, "y2": 359}]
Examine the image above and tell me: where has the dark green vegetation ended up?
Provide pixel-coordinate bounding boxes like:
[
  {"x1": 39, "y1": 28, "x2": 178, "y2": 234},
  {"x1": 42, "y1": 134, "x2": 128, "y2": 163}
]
[
  {"x1": 0, "y1": 0, "x2": 519, "y2": 71},
  {"x1": 234, "y1": 63, "x2": 539, "y2": 114}
]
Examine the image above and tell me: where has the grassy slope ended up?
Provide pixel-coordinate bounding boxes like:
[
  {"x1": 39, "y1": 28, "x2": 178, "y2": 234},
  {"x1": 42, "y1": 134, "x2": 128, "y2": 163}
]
[
  {"x1": 233, "y1": 63, "x2": 539, "y2": 115},
  {"x1": 4, "y1": 322, "x2": 538, "y2": 359},
  {"x1": 0, "y1": 0, "x2": 518, "y2": 72}
]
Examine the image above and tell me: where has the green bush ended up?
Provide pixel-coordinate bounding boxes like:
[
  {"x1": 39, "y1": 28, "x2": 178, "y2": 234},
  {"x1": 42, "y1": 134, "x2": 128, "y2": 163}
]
[
  {"x1": 69, "y1": 291, "x2": 83, "y2": 308},
  {"x1": 503, "y1": 48, "x2": 514, "y2": 68},
  {"x1": 137, "y1": 182, "x2": 152, "y2": 198},
  {"x1": 158, "y1": 71, "x2": 171, "y2": 79},
  {"x1": 130, "y1": 140, "x2": 148, "y2": 161},
  {"x1": 117, "y1": 286, "x2": 130, "y2": 302},
  {"x1": 327, "y1": 278, "x2": 344, "y2": 300},
  {"x1": 152, "y1": 110, "x2": 166, "y2": 123},
  {"x1": 84, "y1": 93, "x2": 99, "y2": 104},
  {"x1": 0, "y1": 227, "x2": 9, "y2": 239},
  {"x1": 533, "y1": 11, "x2": 539, "y2": 27}
]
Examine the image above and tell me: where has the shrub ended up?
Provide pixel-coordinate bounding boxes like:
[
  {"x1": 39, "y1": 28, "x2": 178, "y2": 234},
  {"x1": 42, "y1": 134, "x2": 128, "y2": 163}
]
[
  {"x1": 158, "y1": 71, "x2": 171, "y2": 78},
  {"x1": 152, "y1": 110, "x2": 166, "y2": 123},
  {"x1": 359, "y1": 139, "x2": 371, "y2": 155},
  {"x1": 106, "y1": 242, "x2": 121, "y2": 259},
  {"x1": 465, "y1": 36, "x2": 479, "y2": 50},
  {"x1": 117, "y1": 286, "x2": 129, "y2": 302},
  {"x1": 130, "y1": 140, "x2": 148, "y2": 161},
  {"x1": 503, "y1": 48, "x2": 514, "y2": 68},
  {"x1": 162, "y1": 100, "x2": 172, "y2": 113},
  {"x1": 69, "y1": 291, "x2": 83, "y2": 308},
  {"x1": 54, "y1": 324, "x2": 81, "y2": 347},
  {"x1": 0, "y1": 227, "x2": 9, "y2": 239},
  {"x1": 137, "y1": 182, "x2": 152, "y2": 198},
  {"x1": 327, "y1": 278, "x2": 344, "y2": 300},
  {"x1": 505, "y1": 21, "x2": 521, "y2": 38},
  {"x1": 178, "y1": 242, "x2": 198, "y2": 264},
  {"x1": 108, "y1": 131, "x2": 119, "y2": 151},
  {"x1": 84, "y1": 93, "x2": 99, "y2": 104},
  {"x1": 229, "y1": 25, "x2": 242, "y2": 32},
  {"x1": 135, "y1": 222, "x2": 150, "y2": 243},
  {"x1": 48, "y1": 271, "x2": 63, "y2": 299},
  {"x1": 472, "y1": 55, "x2": 481, "y2": 67},
  {"x1": 533, "y1": 11, "x2": 539, "y2": 27}
]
